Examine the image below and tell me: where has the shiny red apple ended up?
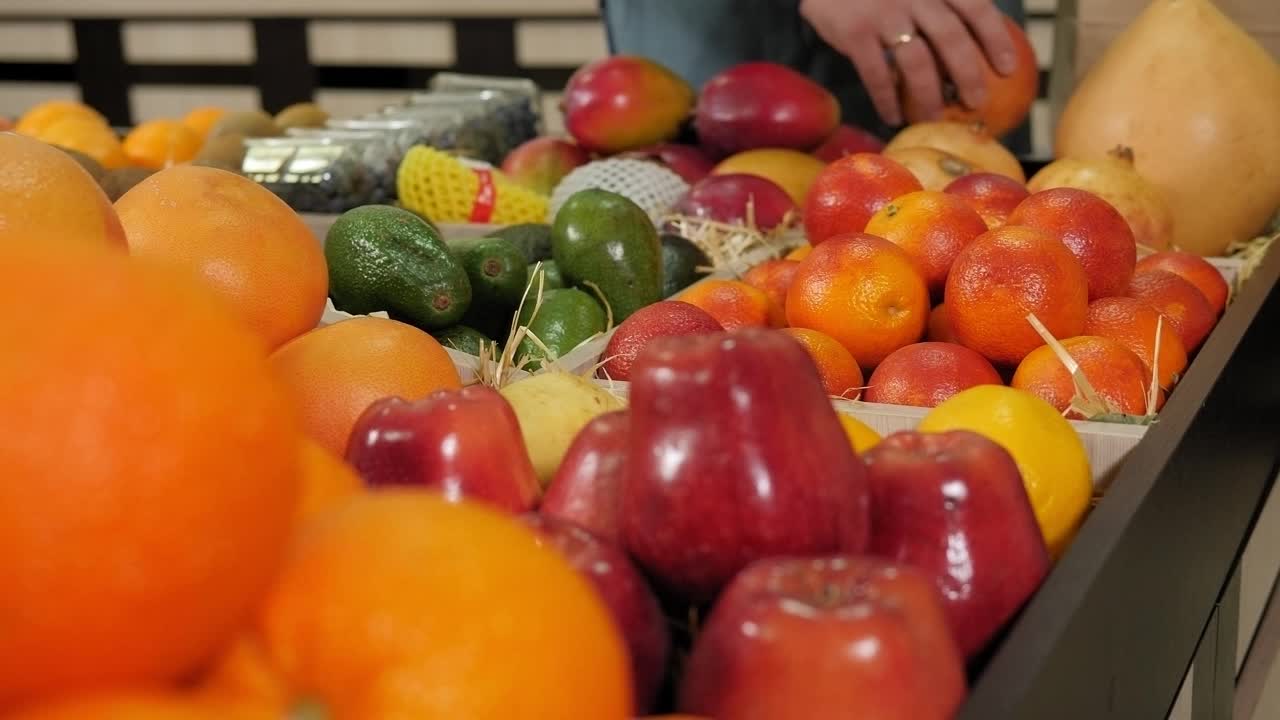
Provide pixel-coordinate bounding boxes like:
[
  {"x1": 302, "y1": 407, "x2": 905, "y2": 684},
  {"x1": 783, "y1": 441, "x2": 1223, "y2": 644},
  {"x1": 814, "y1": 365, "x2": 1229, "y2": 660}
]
[
  {"x1": 540, "y1": 410, "x2": 629, "y2": 542},
  {"x1": 812, "y1": 123, "x2": 885, "y2": 162},
  {"x1": 680, "y1": 555, "x2": 967, "y2": 719},
  {"x1": 500, "y1": 136, "x2": 590, "y2": 195},
  {"x1": 521, "y1": 513, "x2": 670, "y2": 713},
  {"x1": 621, "y1": 143, "x2": 716, "y2": 185},
  {"x1": 864, "y1": 430, "x2": 1050, "y2": 657},
  {"x1": 345, "y1": 387, "x2": 540, "y2": 513},
  {"x1": 622, "y1": 329, "x2": 870, "y2": 605}
]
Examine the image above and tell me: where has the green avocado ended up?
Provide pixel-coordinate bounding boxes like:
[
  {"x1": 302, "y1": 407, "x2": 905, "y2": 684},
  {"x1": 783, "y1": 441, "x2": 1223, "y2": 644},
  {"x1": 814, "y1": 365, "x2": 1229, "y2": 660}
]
[
  {"x1": 660, "y1": 233, "x2": 711, "y2": 297},
  {"x1": 551, "y1": 189, "x2": 663, "y2": 321},
  {"x1": 527, "y1": 260, "x2": 565, "y2": 292},
  {"x1": 325, "y1": 205, "x2": 471, "y2": 330},
  {"x1": 432, "y1": 325, "x2": 496, "y2": 357},
  {"x1": 515, "y1": 288, "x2": 606, "y2": 371},
  {"x1": 489, "y1": 222, "x2": 554, "y2": 263}
]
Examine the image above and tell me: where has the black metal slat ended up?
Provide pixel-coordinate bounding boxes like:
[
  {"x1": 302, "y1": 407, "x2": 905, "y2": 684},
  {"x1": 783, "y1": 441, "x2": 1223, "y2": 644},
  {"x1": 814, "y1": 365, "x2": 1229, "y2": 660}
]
[
  {"x1": 252, "y1": 18, "x2": 315, "y2": 114},
  {"x1": 71, "y1": 19, "x2": 130, "y2": 126}
]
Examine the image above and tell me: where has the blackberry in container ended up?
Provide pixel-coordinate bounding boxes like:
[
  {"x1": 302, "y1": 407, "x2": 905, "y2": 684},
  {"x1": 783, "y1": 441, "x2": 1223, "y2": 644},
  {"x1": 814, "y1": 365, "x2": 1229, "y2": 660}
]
[
  {"x1": 287, "y1": 127, "x2": 398, "y2": 204},
  {"x1": 430, "y1": 72, "x2": 543, "y2": 140},
  {"x1": 241, "y1": 137, "x2": 376, "y2": 214},
  {"x1": 385, "y1": 96, "x2": 507, "y2": 165}
]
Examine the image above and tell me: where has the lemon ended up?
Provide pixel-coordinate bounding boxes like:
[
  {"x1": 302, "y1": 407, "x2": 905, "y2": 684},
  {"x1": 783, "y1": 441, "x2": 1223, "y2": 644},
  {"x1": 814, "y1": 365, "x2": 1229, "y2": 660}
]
[
  {"x1": 838, "y1": 413, "x2": 883, "y2": 454},
  {"x1": 712, "y1": 148, "x2": 827, "y2": 206},
  {"x1": 917, "y1": 385, "x2": 1092, "y2": 556}
]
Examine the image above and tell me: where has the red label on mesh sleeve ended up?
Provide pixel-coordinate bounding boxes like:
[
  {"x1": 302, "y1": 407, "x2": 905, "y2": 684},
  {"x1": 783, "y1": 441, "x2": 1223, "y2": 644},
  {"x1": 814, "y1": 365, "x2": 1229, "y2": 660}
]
[{"x1": 470, "y1": 168, "x2": 497, "y2": 223}]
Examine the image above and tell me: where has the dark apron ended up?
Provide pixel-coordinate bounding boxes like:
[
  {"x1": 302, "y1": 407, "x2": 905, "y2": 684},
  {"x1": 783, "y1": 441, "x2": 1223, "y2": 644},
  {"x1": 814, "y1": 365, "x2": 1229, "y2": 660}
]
[{"x1": 600, "y1": 0, "x2": 1032, "y2": 154}]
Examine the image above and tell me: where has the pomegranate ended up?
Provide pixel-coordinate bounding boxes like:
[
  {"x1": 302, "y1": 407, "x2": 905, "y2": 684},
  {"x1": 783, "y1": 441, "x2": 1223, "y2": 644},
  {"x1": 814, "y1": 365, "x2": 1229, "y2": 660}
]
[{"x1": 1027, "y1": 146, "x2": 1176, "y2": 251}]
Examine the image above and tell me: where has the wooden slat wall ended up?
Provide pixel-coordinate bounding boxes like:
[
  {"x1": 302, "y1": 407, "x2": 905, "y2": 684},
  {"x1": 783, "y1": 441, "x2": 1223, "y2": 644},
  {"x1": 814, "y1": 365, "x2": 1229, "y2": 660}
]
[{"x1": 0, "y1": 3, "x2": 1059, "y2": 155}]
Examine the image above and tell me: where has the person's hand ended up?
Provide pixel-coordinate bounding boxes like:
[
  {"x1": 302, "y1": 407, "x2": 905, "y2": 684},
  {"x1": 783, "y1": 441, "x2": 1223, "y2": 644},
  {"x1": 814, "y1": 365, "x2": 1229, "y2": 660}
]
[{"x1": 799, "y1": 0, "x2": 1018, "y2": 126}]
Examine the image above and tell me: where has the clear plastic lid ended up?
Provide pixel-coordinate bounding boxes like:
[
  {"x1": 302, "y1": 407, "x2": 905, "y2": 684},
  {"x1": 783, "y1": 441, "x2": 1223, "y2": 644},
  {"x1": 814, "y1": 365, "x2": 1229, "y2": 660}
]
[{"x1": 241, "y1": 137, "x2": 384, "y2": 214}]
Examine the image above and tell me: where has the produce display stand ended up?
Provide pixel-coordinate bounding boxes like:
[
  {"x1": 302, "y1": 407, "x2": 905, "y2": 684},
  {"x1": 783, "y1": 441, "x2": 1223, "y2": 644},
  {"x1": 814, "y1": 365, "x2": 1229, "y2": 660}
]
[{"x1": 958, "y1": 239, "x2": 1280, "y2": 719}]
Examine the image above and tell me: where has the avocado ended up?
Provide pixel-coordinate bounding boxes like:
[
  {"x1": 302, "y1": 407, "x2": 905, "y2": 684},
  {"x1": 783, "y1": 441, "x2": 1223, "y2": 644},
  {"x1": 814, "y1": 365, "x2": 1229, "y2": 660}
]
[
  {"x1": 325, "y1": 205, "x2": 471, "y2": 331},
  {"x1": 432, "y1": 325, "x2": 495, "y2": 357},
  {"x1": 551, "y1": 189, "x2": 663, "y2": 321},
  {"x1": 660, "y1": 233, "x2": 711, "y2": 297},
  {"x1": 515, "y1": 288, "x2": 606, "y2": 371},
  {"x1": 527, "y1": 260, "x2": 565, "y2": 292},
  {"x1": 489, "y1": 223, "x2": 553, "y2": 263},
  {"x1": 448, "y1": 236, "x2": 529, "y2": 339}
]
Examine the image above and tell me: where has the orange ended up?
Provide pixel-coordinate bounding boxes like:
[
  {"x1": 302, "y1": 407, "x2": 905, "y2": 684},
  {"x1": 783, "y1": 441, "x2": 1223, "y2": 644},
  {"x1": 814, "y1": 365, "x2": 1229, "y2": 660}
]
[
  {"x1": 270, "y1": 316, "x2": 462, "y2": 456},
  {"x1": 124, "y1": 119, "x2": 203, "y2": 169},
  {"x1": 945, "y1": 225, "x2": 1090, "y2": 366},
  {"x1": 712, "y1": 148, "x2": 828, "y2": 206},
  {"x1": 1, "y1": 691, "x2": 274, "y2": 720},
  {"x1": 1135, "y1": 251, "x2": 1229, "y2": 315},
  {"x1": 864, "y1": 341, "x2": 1003, "y2": 408},
  {"x1": 1084, "y1": 297, "x2": 1188, "y2": 389},
  {"x1": 296, "y1": 438, "x2": 364, "y2": 525},
  {"x1": 0, "y1": 133, "x2": 127, "y2": 249},
  {"x1": 183, "y1": 106, "x2": 228, "y2": 140},
  {"x1": 864, "y1": 190, "x2": 988, "y2": 298},
  {"x1": 785, "y1": 244, "x2": 812, "y2": 261},
  {"x1": 0, "y1": 243, "x2": 300, "y2": 706},
  {"x1": 197, "y1": 633, "x2": 290, "y2": 714},
  {"x1": 1125, "y1": 269, "x2": 1217, "y2": 353},
  {"x1": 803, "y1": 153, "x2": 922, "y2": 245},
  {"x1": 14, "y1": 99, "x2": 106, "y2": 137},
  {"x1": 260, "y1": 491, "x2": 633, "y2": 718},
  {"x1": 675, "y1": 279, "x2": 772, "y2": 330},
  {"x1": 37, "y1": 113, "x2": 128, "y2": 169},
  {"x1": 1012, "y1": 336, "x2": 1154, "y2": 418},
  {"x1": 114, "y1": 165, "x2": 328, "y2": 350},
  {"x1": 927, "y1": 303, "x2": 959, "y2": 343},
  {"x1": 741, "y1": 259, "x2": 800, "y2": 327},
  {"x1": 786, "y1": 233, "x2": 929, "y2": 367},
  {"x1": 781, "y1": 327, "x2": 864, "y2": 398}
]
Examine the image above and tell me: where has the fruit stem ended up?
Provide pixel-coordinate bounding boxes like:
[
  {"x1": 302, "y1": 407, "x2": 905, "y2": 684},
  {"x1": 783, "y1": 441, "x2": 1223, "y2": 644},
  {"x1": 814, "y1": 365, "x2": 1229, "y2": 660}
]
[{"x1": 1108, "y1": 145, "x2": 1137, "y2": 166}]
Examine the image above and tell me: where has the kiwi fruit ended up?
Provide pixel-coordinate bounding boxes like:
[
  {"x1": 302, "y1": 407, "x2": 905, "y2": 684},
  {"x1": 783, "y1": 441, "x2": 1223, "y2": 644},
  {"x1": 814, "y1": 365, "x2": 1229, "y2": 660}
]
[
  {"x1": 194, "y1": 132, "x2": 248, "y2": 170},
  {"x1": 99, "y1": 167, "x2": 155, "y2": 201},
  {"x1": 207, "y1": 110, "x2": 281, "y2": 140},
  {"x1": 275, "y1": 102, "x2": 329, "y2": 130},
  {"x1": 58, "y1": 148, "x2": 105, "y2": 180}
]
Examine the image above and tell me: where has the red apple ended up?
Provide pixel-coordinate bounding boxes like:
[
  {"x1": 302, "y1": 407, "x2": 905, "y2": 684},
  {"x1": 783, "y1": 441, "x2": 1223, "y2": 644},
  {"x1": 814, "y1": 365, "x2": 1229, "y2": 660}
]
[
  {"x1": 521, "y1": 514, "x2": 670, "y2": 713},
  {"x1": 540, "y1": 410, "x2": 629, "y2": 542},
  {"x1": 500, "y1": 136, "x2": 590, "y2": 195},
  {"x1": 680, "y1": 556, "x2": 967, "y2": 720},
  {"x1": 345, "y1": 387, "x2": 540, "y2": 513},
  {"x1": 673, "y1": 173, "x2": 797, "y2": 231},
  {"x1": 812, "y1": 123, "x2": 886, "y2": 162},
  {"x1": 623, "y1": 329, "x2": 870, "y2": 605},
  {"x1": 864, "y1": 430, "x2": 1050, "y2": 657},
  {"x1": 564, "y1": 55, "x2": 695, "y2": 155},
  {"x1": 696, "y1": 62, "x2": 841, "y2": 156},
  {"x1": 621, "y1": 143, "x2": 716, "y2": 185}
]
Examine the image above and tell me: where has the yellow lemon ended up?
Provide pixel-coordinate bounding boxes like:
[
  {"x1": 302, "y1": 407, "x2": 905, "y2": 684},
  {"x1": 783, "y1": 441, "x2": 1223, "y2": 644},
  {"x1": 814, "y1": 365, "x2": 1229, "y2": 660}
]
[
  {"x1": 838, "y1": 413, "x2": 882, "y2": 454},
  {"x1": 917, "y1": 385, "x2": 1092, "y2": 556},
  {"x1": 713, "y1": 148, "x2": 827, "y2": 206}
]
